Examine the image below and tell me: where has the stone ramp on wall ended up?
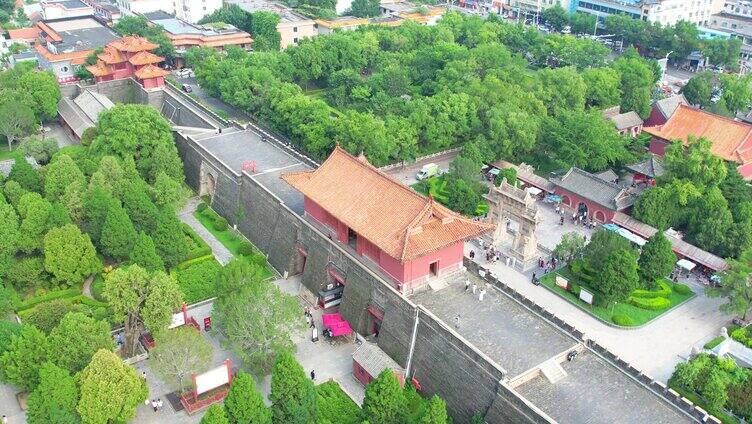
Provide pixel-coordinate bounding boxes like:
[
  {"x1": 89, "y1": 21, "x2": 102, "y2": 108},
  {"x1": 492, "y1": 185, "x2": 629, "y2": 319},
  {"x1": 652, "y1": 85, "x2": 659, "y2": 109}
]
[{"x1": 539, "y1": 359, "x2": 567, "y2": 384}]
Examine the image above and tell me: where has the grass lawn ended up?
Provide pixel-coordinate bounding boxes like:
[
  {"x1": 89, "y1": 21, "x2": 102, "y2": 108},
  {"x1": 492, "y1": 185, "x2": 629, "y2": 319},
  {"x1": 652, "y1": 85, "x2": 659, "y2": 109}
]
[
  {"x1": 539, "y1": 269, "x2": 695, "y2": 327},
  {"x1": 0, "y1": 144, "x2": 23, "y2": 162},
  {"x1": 193, "y1": 208, "x2": 275, "y2": 280}
]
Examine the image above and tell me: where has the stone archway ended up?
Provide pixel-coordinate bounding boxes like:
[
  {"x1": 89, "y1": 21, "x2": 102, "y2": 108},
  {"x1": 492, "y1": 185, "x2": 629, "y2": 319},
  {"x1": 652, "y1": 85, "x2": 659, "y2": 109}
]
[
  {"x1": 485, "y1": 179, "x2": 540, "y2": 269},
  {"x1": 561, "y1": 195, "x2": 571, "y2": 208},
  {"x1": 594, "y1": 210, "x2": 606, "y2": 223},
  {"x1": 199, "y1": 162, "x2": 217, "y2": 201},
  {"x1": 577, "y1": 202, "x2": 588, "y2": 217}
]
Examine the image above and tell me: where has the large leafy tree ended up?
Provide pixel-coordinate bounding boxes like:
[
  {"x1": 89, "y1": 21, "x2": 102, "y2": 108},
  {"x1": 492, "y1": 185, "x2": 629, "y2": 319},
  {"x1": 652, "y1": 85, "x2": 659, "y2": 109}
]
[
  {"x1": 637, "y1": 232, "x2": 676, "y2": 289},
  {"x1": 90, "y1": 104, "x2": 183, "y2": 182},
  {"x1": 685, "y1": 187, "x2": 733, "y2": 254},
  {"x1": 153, "y1": 206, "x2": 189, "y2": 268},
  {"x1": 553, "y1": 232, "x2": 586, "y2": 263},
  {"x1": 99, "y1": 201, "x2": 138, "y2": 260},
  {"x1": 8, "y1": 158, "x2": 41, "y2": 193},
  {"x1": 361, "y1": 369, "x2": 407, "y2": 424},
  {"x1": 82, "y1": 187, "x2": 115, "y2": 244},
  {"x1": 703, "y1": 37, "x2": 742, "y2": 71},
  {"x1": 26, "y1": 362, "x2": 79, "y2": 424},
  {"x1": 76, "y1": 349, "x2": 148, "y2": 424},
  {"x1": 17, "y1": 193, "x2": 53, "y2": 253},
  {"x1": 664, "y1": 136, "x2": 727, "y2": 187},
  {"x1": 43, "y1": 224, "x2": 101, "y2": 286},
  {"x1": 44, "y1": 154, "x2": 85, "y2": 202},
  {"x1": 214, "y1": 259, "x2": 302, "y2": 372},
  {"x1": 48, "y1": 312, "x2": 114, "y2": 374},
  {"x1": 349, "y1": 0, "x2": 380, "y2": 17},
  {"x1": 202, "y1": 404, "x2": 230, "y2": 424},
  {"x1": 583, "y1": 67, "x2": 621, "y2": 109},
  {"x1": 104, "y1": 265, "x2": 183, "y2": 357},
  {"x1": 18, "y1": 70, "x2": 61, "y2": 122},
  {"x1": 540, "y1": 5, "x2": 568, "y2": 31},
  {"x1": 537, "y1": 67, "x2": 586, "y2": 115},
  {"x1": 598, "y1": 249, "x2": 640, "y2": 306},
  {"x1": 683, "y1": 72, "x2": 714, "y2": 109},
  {"x1": 120, "y1": 179, "x2": 159, "y2": 234},
  {"x1": 720, "y1": 74, "x2": 752, "y2": 115},
  {"x1": 0, "y1": 324, "x2": 49, "y2": 390},
  {"x1": 149, "y1": 326, "x2": 213, "y2": 391},
  {"x1": 709, "y1": 248, "x2": 752, "y2": 320},
  {"x1": 0, "y1": 202, "x2": 20, "y2": 277},
  {"x1": 0, "y1": 320, "x2": 21, "y2": 356},
  {"x1": 0, "y1": 90, "x2": 36, "y2": 150},
  {"x1": 584, "y1": 229, "x2": 632, "y2": 274},
  {"x1": 250, "y1": 11, "x2": 281, "y2": 51},
  {"x1": 612, "y1": 50, "x2": 655, "y2": 118},
  {"x1": 420, "y1": 395, "x2": 449, "y2": 424},
  {"x1": 224, "y1": 370, "x2": 271, "y2": 424},
  {"x1": 269, "y1": 351, "x2": 318, "y2": 424}
]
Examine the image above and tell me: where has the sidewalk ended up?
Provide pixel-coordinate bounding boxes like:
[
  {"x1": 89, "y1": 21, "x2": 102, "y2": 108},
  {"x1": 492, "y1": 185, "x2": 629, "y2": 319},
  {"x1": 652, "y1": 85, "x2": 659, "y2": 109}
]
[
  {"x1": 178, "y1": 198, "x2": 233, "y2": 265},
  {"x1": 465, "y1": 243, "x2": 730, "y2": 382}
]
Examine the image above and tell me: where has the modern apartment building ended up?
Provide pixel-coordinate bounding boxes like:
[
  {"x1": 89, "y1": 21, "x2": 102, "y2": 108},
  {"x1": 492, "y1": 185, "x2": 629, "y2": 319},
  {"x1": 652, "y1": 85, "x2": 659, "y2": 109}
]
[
  {"x1": 228, "y1": 0, "x2": 316, "y2": 48},
  {"x1": 574, "y1": 0, "x2": 724, "y2": 26},
  {"x1": 707, "y1": 0, "x2": 752, "y2": 67},
  {"x1": 116, "y1": 0, "x2": 221, "y2": 22}
]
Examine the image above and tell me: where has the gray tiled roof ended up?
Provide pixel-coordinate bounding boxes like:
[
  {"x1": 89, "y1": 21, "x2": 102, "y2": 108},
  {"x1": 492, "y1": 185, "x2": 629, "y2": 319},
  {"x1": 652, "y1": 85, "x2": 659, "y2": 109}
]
[
  {"x1": 555, "y1": 168, "x2": 635, "y2": 210},
  {"x1": 625, "y1": 155, "x2": 665, "y2": 178},
  {"x1": 594, "y1": 169, "x2": 618, "y2": 183},
  {"x1": 58, "y1": 97, "x2": 93, "y2": 139},
  {"x1": 655, "y1": 94, "x2": 688, "y2": 119},
  {"x1": 73, "y1": 90, "x2": 114, "y2": 123},
  {"x1": 352, "y1": 342, "x2": 403, "y2": 378},
  {"x1": 609, "y1": 111, "x2": 643, "y2": 130}
]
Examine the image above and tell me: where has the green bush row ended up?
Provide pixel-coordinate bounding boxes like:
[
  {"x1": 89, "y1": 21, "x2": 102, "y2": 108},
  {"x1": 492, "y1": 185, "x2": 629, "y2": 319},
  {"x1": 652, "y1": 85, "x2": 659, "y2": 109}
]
[
  {"x1": 632, "y1": 280, "x2": 672, "y2": 299},
  {"x1": 69, "y1": 295, "x2": 109, "y2": 308},
  {"x1": 17, "y1": 288, "x2": 79, "y2": 311},
  {"x1": 612, "y1": 314, "x2": 636, "y2": 326},
  {"x1": 182, "y1": 223, "x2": 212, "y2": 261},
  {"x1": 174, "y1": 254, "x2": 215, "y2": 272},
  {"x1": 629, "y1": 296, "x2": 670, "y2": 310}
]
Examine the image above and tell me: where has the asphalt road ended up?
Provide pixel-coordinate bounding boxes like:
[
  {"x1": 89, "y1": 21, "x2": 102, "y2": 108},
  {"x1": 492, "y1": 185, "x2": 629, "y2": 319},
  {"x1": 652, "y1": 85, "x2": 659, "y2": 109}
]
[{"x1": 383, "y1": 150, "x2": 458, "y2": 187}]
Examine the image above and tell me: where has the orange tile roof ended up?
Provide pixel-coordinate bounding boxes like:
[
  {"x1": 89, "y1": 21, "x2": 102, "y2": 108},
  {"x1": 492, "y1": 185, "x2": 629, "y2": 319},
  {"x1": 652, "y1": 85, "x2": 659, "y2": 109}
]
[
  {"x1": 7, "y1": 27, "x2": 40, "y2": 40},
  {"x1": 282, "y1": 147, "x2": 494, "y2": 262},
  {"x1": 110, "y1": 35, "x2": 158, "y2": 52},
  {"x1": 134, "y1": 64, "x2": 169, "y2": 79},
  {"x1": 644, "y1": 104, "x2": 752, "y2": 163},
  {"x1": 86, "y1": 62, "x2": 112, "y2": 77},
  {"x1": 36, "y1": 21, "x2": 62, "y2": 42},
  {"x1": 128, "y1": 50, "x2": 163, "y2": 65},
  {"x1": 97, "y1": 46, "x2": 125, "y2": 64},
  {"x1": 34, "y1": 43, "x2": 90, "y2": 62}
]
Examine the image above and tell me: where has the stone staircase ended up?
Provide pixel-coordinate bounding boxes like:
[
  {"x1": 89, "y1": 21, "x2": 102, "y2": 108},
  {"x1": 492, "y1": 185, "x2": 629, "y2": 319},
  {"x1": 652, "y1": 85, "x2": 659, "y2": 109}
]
[{"x1": 539, "y1": 359, "x2": 568, "y2": 384}]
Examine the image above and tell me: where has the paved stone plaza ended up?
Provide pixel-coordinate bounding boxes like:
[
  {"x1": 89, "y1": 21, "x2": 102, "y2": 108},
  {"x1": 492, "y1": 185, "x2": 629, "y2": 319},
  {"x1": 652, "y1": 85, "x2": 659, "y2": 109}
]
[{"x1": 534, "y1": 199, "x2": 595, "y2": 252}]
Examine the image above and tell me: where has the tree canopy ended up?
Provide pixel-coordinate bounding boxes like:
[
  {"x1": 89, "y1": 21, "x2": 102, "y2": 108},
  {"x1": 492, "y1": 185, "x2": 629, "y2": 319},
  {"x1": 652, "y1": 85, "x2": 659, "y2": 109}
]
[{"x1": 270, "y1": 350, "x2": 318, "y2": 424}]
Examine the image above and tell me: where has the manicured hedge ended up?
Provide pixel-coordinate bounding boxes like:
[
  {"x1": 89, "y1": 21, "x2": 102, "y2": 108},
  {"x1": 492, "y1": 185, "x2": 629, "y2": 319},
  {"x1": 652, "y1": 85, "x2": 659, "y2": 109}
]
[
  {"x1": 673, "y1": 283, "x2": 693, "y2": 295},
  {"x1": 629, "y1": 296, "x2": 671, "y2": 310},
  {"x1": 69, "y1": 295, "x2": 109, "y2": 308},
  {"x1": 174, "y1": 254, "x2": 215, "y2": 272},
  {"x1": 197, "y1": 202, "x2": 208, "y2": 213},
  {"x1": 612, "y1": 314, "x2": 635, "y2": 326},
  {"x1": 182, "y1": 223, "x2": 213, "y2": 261},
  {"x1": 213, "y1": 216, "x2": 228, "y2": 231},
  {"x1": 17, "y1": 288, "x2": 79, "y2": 311},
  {"x1": 238, "y1": 241, "x2": 254, "y2": 256},
  {"x1": 631, "y1": 280, "x2": 672, "y2": 299},
  {"x1": 175, "y1": 258, "x2": 222, "y2": 304}
]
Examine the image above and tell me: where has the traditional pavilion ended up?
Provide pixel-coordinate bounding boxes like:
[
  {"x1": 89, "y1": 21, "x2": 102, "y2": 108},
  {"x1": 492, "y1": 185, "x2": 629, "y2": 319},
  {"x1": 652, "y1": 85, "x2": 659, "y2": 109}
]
[
  {"x1": 282, "y1": 147, "x2": 494, "y2": 293},
  {"x1": 86, "y1": 35, "x2": 169, "y2": 88}
]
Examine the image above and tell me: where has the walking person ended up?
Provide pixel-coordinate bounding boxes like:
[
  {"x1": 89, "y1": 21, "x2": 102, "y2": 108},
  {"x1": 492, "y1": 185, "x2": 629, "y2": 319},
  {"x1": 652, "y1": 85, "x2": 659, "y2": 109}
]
[
  {"x1": 151, "y1": 399, "x2": 158, "y2": 412},
  {"x1": 2, "y1": 415, "x2": 7, "y2": 424},
  {"x1": 531, "y1": 272, "x2": 537, "y2": 284},
  {"x1": 472, "y1": 283, "x2": 477, "y2": 294},
  {"x1": 157, "y1": 399, "x2": 163, "y2": 411},
  {"x1": 464, "y1": 280, "x2": 471, "y2": 292},
  {"x1": 478, "y1": 288, "x2": 486, "y2": 302},
  {"x1": 469, "y1": 250, "x2": 475, "y2": 260},
  {"x1": 454, "y1": 314, "x2": 460, "y2": 329},
  {"x1": 310, "y1": 370, "x2": 316, "y2": 381}
]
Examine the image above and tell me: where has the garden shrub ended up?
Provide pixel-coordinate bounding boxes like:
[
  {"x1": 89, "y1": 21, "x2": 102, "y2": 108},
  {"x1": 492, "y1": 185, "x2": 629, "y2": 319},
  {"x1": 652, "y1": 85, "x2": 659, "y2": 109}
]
[
  {"x1": 6, "y1": 257, "x2": 50, "y2": 293},
  {"x1": 631, "y1": 280, "x2": 671, "y2": 299},
  {"x1": 316, "y1": 381, "x2": 360, "y2": 424},
  {"x1": 612, "y1": 314, "x2": 635, "y2": 326},
  {"x1": 731, "y1": 327, "x2": 748, "y2": 344},
  {"x1": 174, "y1": 254, "x2": 215, "y2": 271},
  {"x1": 238, "y1": 241, "x2": 254, "y2": 256},
  {"x1": 629, "y1": 296, "x2": 670, "y2": 310},
  {"x1": 673, "y1": 284, "x2": 693, "y2": 295},
  {"x1": 175, "y1": 259, "x2": 222, "y2": 304},
  {"x1": 22, "y1": 299, "x2": 82, "y2": 333},
  {"x1": 569, "y1": 283, "x2": 581, "y2": 296},
  {"x1": 213, "y1": 216, "x2": 228, "y2": 231},
  {"x1": 250, "y1": 253, "x2": 267, "y2": 269},
  {"x1": 196, "y1": 202, "x2": 208, "y2": 213},
  {"x1": 181, "y1": 223, "x2": 211, "y2": 260},
  {"x1": 17, "y1": 288, "x2": 79, "y2": 311}
]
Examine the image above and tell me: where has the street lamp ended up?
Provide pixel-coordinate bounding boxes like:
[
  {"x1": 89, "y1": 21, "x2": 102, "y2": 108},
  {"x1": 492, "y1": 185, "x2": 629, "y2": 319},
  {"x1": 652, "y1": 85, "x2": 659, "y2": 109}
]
[{"x1": 662, "y1": 51, "x2": 674, "y2": 84}]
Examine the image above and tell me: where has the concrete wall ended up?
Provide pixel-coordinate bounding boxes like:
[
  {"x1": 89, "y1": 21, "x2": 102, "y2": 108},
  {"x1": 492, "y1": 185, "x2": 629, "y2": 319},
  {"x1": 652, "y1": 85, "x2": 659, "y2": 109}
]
[{"x1": 174, "y1": 133, "x2": 554, "y2": 423}]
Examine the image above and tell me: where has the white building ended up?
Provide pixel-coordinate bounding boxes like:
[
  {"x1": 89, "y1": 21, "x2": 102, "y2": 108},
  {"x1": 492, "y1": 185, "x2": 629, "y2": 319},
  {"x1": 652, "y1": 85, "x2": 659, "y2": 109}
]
[
  {"x1": 509, "y1": 0, "x2": 571, "y2": 18},
  {"x1": 576, "y1": 0, "x2": 724, "y2": 27},
  {"x1": 228, "y1": 0, "x2": 317, "y2": 48},
  {"x1": 41, "y1": 0, "x2": 95, "y2": 20},
  {"x1": 116, "y1": 0, "x2": 221, "y2": 22}
]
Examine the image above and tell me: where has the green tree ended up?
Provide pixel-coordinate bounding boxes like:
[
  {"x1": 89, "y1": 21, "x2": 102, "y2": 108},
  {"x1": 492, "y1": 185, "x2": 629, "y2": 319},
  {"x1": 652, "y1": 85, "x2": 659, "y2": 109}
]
[
  {"x1": 24, "y1": 300, "x2": 80, "y2": 334},
  {"x1": 250, "y1": 11, "x2": 281, "y2": 51},
  {"x1": 149, "y1": 326, "x2": 213, "y2": 391},
  {"x1": 721, "y1": 74, "x2": 752, "y2": 115},
  {"x1": 104, "y1": 265, "x2": 183, "y2": 357},
  {"x1": 153, "y1": 206, "x2": 189, "y2": 268},
  {"x1": 0, "y1": 324, "x2": 48, "y2": 390},
  {"x1": 0, "y1": 320, "x2": 21, "y2": 356},
  {"x1": 584, "y1": 229, "x2": 632, "y2": 273},
  {"x1": 44, "y1": 154, "x2": 85, "y2": 202},
  {"x1": 26, "y1": 362, "x2": 79, "y2": 424},
  {"x1": 361, "y1": 369, "x2": 406, "y2": 424},
  {"x1": 269, "y1": 351, "x2": 318, "y2": 424},
  {"x1": 129, "y1": 232, "x2": 164, "y2": 271},
  {"x1": 8, "y1": 158, "x2": 41, "y2": 193},
  {"x1": 151, "y1": 171, "x2": 184, "y2": 207},
  {"x1": 82, "y1": 187, "x2": 115, "y2": 244},
  {"x1": 121, "y1": 179, "x2": 159, "y2": 233},
  {"x1": 214, "y1": 259, "x2": 302, "y2": 372},
  {"x1": 18, "y1": 70, "x2": 61, "y2": 122},
  {"x1": 43, "y1": 224, "x2": 101, "y2": 286},
  {"x1": 444, "y1": 178, "x2": 480, "y2": 216},
  {"x1": 198, "y1": 4, "x2": 251, "y2": 31},
  {"x1": 48, "y1": 312, "x2": 113, "y2": 374},
  {"x1": 683, "y1": 72, "x2": 714, "y2": 109},
  {"x1": 19, "y1": 136, "x2": 59, "y2": 165},
  {"x1": 540, "y1": 5, "x2": 568, "y2": 31},
  {"x1": 349, "y1": 0, "x2": 380, "y2": 17},
  {"x1": 90, "y1": 104, "x2": 183, "y2": 182},
  {"x1": 708, "y1": 247, "x2": 752, "y2": 320},
  {"x1": 671, "y1": 21, "x2": 701, "y2": 59},
  {"x1": 420, "y1": 395, "x2": 449, "y2": 424},
  {"x1": 598, "y1": 249, "x2": 639, "y2": 306},
  {"x1": 537, "y1": 67, "x2": 586, "y2": 115},
  {"x1": 568, "y1": 12, "x2": 596, "y2": 35},
  {"x1": 99, "y1": 201, "x2": 138, "y2": 260},
  {"x1": 612, "y1": 52, "x2": 655, "y2": 118},
  {"x1": 76, "y1": 349, "x2": 148, "y2": 424},
  {"x1": 202, "y1": 404, "x2": 230, "y2": 424},
  {"x1": 703, "y1": 37, "x2": 742, "y2": 70},
  {"x1": 686, "y1": 187, "x2": 733, "y2": 254},
  {"x1": 553, "y1": 232, "x2": 586, "y2": 263},
  {"x1": 637, "y1": 232, "x2": 676, "y2": 288},
  {"x1": 0, "y1": 202, "x2": 20, "y2": 277},
  {"x1": 583, "y1": 67, "x2": 622, "y2": 108},
  {"x1": 0, "y1": 91, "x2": 36, "y2": 150},
  {"x1": 225, "y1": 370, "x2": 271, "y2": 424}
]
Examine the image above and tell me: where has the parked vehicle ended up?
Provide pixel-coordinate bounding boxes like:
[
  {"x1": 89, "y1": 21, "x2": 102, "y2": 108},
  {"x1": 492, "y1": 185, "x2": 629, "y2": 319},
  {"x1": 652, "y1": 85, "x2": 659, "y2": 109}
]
[
  {"x1": 181, "y1": 84, "x2": 192, "y2": 93},
  {"x1": 416, "y1": 163, "x2": 439, "y2": 181}
]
